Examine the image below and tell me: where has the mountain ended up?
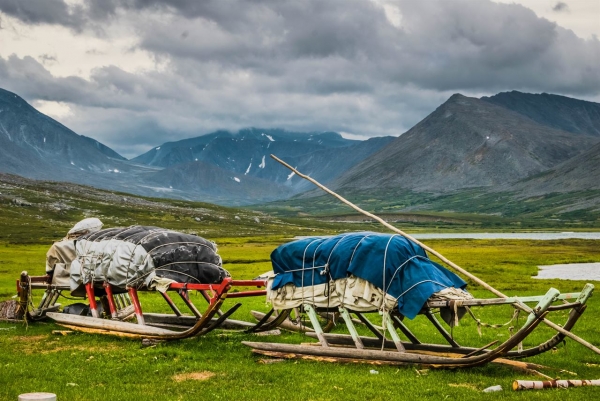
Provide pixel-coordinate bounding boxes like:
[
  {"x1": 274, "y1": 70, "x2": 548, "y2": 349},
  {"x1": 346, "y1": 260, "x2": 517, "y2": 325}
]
[
  {"x1": 0, "y1": 88, "x2": 129, "y2": 182},
  {"x1": 132, "y1": 128, "x2": 353, "y2": 168},
  {"x1": 482, "y1": 91, "x2": 600, "y2": 137},
  {"x1": 0, "y1": 87, "x2": 393, "y2": 205},
  {"x1": 132, "y1": 128, "x2": 395, "y2": 193},
  {"x1": 515, "y1": 141, "x2": 600, "y2": 194},
  {"x1": 148, "y1": 160, "x2": 293, "y2": 205},
  {"x1": 327, "y1": 94, "x2": 598, "y2": 194}
]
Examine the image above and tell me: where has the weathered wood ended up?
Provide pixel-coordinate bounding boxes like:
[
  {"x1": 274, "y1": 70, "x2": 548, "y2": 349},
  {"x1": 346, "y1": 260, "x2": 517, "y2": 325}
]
[
  {"x1": 251, "y1": 350, "x2": 557, "y2": 376},
  {"x1": 270, "y1": 155, "x2": 600, "y2": 355},
  {"x1": 251, "y1": 310, "x2": 314, "y2": 332},
  {"x1": 246, "y1": 308, "x2": 545, "y2": 367},
  {"x1": 426, "y1": 292, "x2": 583, "y2": 308},
  {"x1": 47, "y1": 291, "x2": 227, "y2": 340},
  {"x1": 47, "y1": 312, "x2": 179, "y2": 336},
  {"x1": 247, "y1": 309, "x2": 292, "y2": 333},
  {"x1": 57, "y1": 324, "x2": 147, "y2": 338},
  {"x1": 251, "y1": 349, "x2": 415, "y2": 366},
  {"x1": 145, "y1": 312, "x2": 256, "y2": 330},
  {"x1": 461, "y1": 340, "x2": 498, "y2": 358},
  {"x1": 242, "y1": 340, "x2": 509, "y2": 367},
  {"x1": 0, "y1": 300, "x2": 20, "y2": 321},
  {"x1": 424, "y1": 310, "x2": 460, "y2": 347},
  {"x1": 513, "y1": 379, "x2": 600, "y2": 391},
  {"x1": 305, "y1": 304, "x2": 329, "y2": 347}
]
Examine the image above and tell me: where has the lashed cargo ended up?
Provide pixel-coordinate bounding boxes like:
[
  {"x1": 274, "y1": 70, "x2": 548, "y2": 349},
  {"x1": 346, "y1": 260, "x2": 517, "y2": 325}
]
[
  {"x1": 70, "y1": 226, "x2": 228, "y2": 295},
  {"x1": 268, "y1": 232, "x2": 468, "y2": 318}
]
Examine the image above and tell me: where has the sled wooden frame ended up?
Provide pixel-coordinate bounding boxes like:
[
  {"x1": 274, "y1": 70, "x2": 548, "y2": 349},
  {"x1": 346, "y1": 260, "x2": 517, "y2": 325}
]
[
  {"x1": 243, "y1": 284, "x2": 594, "y2": 367},
  {"x1": 244, "y1": 287, "x2": 562, "y2": 367},
  {"x1": 17, "y1": 271, "x2": 269, "y2": 340},
  {"x1": 250, "y1": 155, "x2": 600, "y2": 367}
]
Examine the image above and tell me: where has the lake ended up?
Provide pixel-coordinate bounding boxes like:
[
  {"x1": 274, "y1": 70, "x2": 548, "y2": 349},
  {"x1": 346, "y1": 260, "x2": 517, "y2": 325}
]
[{"x1": 533, "y1": 263, "x2": 600, "y2": 281}]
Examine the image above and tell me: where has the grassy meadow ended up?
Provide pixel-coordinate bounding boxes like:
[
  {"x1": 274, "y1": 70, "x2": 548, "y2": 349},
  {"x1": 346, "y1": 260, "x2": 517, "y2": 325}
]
[{"x1": 2, "y1": 175, "x2": 600, "y2": 400}]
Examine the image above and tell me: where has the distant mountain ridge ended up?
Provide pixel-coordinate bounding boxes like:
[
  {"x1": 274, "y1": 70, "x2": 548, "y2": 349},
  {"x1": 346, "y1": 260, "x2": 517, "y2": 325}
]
[
  {"x1": 328, "y1": 93, "x2": 598, "y2": 195},
  {"x1": 482, "y1": 91, "x2": 600, "y2": 137},
  {"x1": 0, "y1": 88, "x2": 130, "y2": 182},
  {"x1": 132, "y1": 127, "x2": 395, "y2": 193}
]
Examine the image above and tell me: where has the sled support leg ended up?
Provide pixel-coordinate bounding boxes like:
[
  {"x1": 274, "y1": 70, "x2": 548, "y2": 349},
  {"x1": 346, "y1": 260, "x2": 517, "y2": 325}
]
[
  {"x1": 127, "y1": 287, "x2": 145, "y2": 325},
  {"x1": 103, "y1": 283, "x2": 118, "y2": 319},
  {"x1": 178, "y1": 288, "x2": 202, "y2": 318},
  {"x1": 160, "y1": 291, "x2": 182, "y2": 316},
  {"x1": 392, "y1": 315, "x2": 421, "y2": 345},
  {"x1": 304, "y1": 304, "x2": 329, "y2": 347},
  {"x1": 85, "y1": 283, "x2": 100, "y2": 318},
  {"x1": 383, "y1": 312, "x2": 405, "y2": 352},
  {"x1": 339, "y1": 307, "x2": 364, "y2": 349},
  {"x1": 425, "y1": 309, "x2": 459, "y2": 347}
]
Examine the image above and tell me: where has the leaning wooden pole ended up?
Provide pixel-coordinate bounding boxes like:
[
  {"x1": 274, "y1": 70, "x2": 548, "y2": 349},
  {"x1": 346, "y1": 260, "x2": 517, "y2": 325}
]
[{"x1": 270, "y1": 154, "x2": 600, "y2": 356}]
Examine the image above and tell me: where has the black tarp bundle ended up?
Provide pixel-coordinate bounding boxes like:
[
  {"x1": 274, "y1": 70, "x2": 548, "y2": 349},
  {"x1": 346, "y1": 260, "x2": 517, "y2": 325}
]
[{"x1": 70, "y1": 226, "x2": 229, "y2": 293}]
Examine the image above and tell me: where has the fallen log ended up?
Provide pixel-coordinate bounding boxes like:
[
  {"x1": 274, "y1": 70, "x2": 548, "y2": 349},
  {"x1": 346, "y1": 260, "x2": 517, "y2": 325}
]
[{"x1": 513, "y1": 379, "x2": 600, "y2": 391}]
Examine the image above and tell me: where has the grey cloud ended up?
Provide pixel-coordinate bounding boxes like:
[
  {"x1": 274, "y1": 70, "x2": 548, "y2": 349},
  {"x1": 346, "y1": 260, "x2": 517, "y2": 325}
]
[
  {"x1": 553, "y1": 2, "x2": 569, "y2": 12},
  {"x1": 38, "y1": 54, "x2": 57, "y2": 65},
  {"x1": 1, "y1": 0, "x2": 599, "y2": 158},
  {"x1": 0, "y1": 0, "x2": 85, "y2": 29}
]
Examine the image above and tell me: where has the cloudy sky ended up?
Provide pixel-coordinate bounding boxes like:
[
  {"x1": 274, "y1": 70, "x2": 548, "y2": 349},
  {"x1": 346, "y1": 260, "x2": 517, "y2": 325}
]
[{"x1": 0, "y1": 0, "x2": 599, "y2": 158}]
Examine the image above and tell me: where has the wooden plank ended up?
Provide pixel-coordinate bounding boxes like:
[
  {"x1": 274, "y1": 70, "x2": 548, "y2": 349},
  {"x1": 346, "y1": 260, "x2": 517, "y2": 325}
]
[
  {"x1": 426, "y1": 292, "x2": 583, "y2": 308},
  {"x1": 251, "y1": 311, "x2": 314, "y2": 332},
  {"x1": 47, "y1": 312, "x2": 177, "y2": 336},
  {"x1": 242, "y1": 341, "x2": 483, "y2": 366},
  {"x1": 144, "y1": 313, "x2": 256, "y2": 330}
]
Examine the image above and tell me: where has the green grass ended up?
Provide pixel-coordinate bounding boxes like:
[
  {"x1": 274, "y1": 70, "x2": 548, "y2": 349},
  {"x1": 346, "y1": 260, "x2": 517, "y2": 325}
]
[
  {"x1": 2, "y1": 174, "x2": 600, "y2": 399},
  {"x1": 2, "y1": 238, "x2": 600, "y2": 400},
  {"x1": 257, "y1": 187, "x2": 600, "y2": 230}
]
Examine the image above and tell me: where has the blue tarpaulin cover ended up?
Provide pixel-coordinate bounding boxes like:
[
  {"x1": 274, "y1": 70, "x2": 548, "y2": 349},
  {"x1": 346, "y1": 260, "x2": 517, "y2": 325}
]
[{"x1": 270, "y1": 232, "x2": 468, "y2": 319}]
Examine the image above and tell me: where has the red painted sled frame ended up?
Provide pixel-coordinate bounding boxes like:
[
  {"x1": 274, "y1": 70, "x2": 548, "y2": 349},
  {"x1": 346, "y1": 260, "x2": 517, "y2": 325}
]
[{"x1": 17, "y1": 271, "x2": 269, "y2": 340}]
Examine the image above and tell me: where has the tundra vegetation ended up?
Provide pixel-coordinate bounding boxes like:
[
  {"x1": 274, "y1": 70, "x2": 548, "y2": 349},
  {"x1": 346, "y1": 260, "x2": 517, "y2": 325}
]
[{"x1": 1, "y1": 177, "x2": 600, "y2": 400}]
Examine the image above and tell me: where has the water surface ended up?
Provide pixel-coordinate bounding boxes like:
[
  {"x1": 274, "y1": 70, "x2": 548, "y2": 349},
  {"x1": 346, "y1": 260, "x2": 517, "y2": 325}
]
[
  {"x1": 411, "y1": 232, "x2": 600, "y2": 240},
  {"x1": 533, "y1": 263, "x2": 600, "y2": 281}
]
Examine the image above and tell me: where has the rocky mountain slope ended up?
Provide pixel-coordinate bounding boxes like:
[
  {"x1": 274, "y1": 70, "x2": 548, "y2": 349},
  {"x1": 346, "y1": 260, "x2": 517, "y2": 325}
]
[
  {"x1": 328, "y1": 94, "x2": 598, "y2": 194},
  {"x1": 483, "y1": 91, "x2": 600, "y2": 137},
  {"x1": 132, "y1": 128, "x2": 394, "y2": 193},
  {"x1": 0, "y1": 88, "x2": 129, "y2": 180},
  {"x1": 515, "y1": 141, "x2": 600, "y2": 195}
]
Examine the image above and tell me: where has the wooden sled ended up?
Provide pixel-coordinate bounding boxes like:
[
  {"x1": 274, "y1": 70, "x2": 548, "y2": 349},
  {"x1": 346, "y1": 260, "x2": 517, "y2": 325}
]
[
  {"x1": 16, "y1": 271, "x2": 269, "y2": 340},
  {"x1": 244, "y1": 285, "x2": 594, "y2": 367}
]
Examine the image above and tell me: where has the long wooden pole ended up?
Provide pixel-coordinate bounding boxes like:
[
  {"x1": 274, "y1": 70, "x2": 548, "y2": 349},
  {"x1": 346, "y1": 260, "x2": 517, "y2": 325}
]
[{"x1": 270, "y1": 154, "x2": 600, "y2": 355}]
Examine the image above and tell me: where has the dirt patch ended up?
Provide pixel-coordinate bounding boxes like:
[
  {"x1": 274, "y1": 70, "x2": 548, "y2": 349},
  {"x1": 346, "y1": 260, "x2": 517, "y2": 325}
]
[
  {"x1": 18, "y1": 342, "x2": 123, "y2": 355},
  {"x1": 172, "y1": 371, "x2": 215, "y2": 382},
  {"x1": 39, "y1": 343, "x2": 123, "y2": 354},
  {"x1": 15, "y1": 335, "x2": 48, "y2": 343}
]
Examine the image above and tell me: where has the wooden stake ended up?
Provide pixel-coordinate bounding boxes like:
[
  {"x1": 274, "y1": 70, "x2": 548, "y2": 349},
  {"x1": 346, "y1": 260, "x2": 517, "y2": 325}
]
[{"x1": 270, "y1": 154, "x2": 600, "y2": 355}]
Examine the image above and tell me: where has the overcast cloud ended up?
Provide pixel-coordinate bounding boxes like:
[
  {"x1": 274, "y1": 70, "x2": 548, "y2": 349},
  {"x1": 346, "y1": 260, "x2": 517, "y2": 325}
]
[{"x1": 0, "y1": 0, "x2": 599, "y2": 158}]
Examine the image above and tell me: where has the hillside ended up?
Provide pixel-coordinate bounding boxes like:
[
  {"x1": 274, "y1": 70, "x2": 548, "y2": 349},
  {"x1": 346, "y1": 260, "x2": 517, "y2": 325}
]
[
  {"x1": 0, "y1": 172, "x2": 354, "y2": 244},
  {"x1": 482, "y1": 91, "x2": 600, "y2": 137},
  {"x1": 0, "y1": 88, "x2": 128, "y2": 180},
  {"x1": 515, "y1": 141, "x2": 600, "y2": 195},
  {"x1": 328, "y1": 94, "x2": 597, "y2": 194}
]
